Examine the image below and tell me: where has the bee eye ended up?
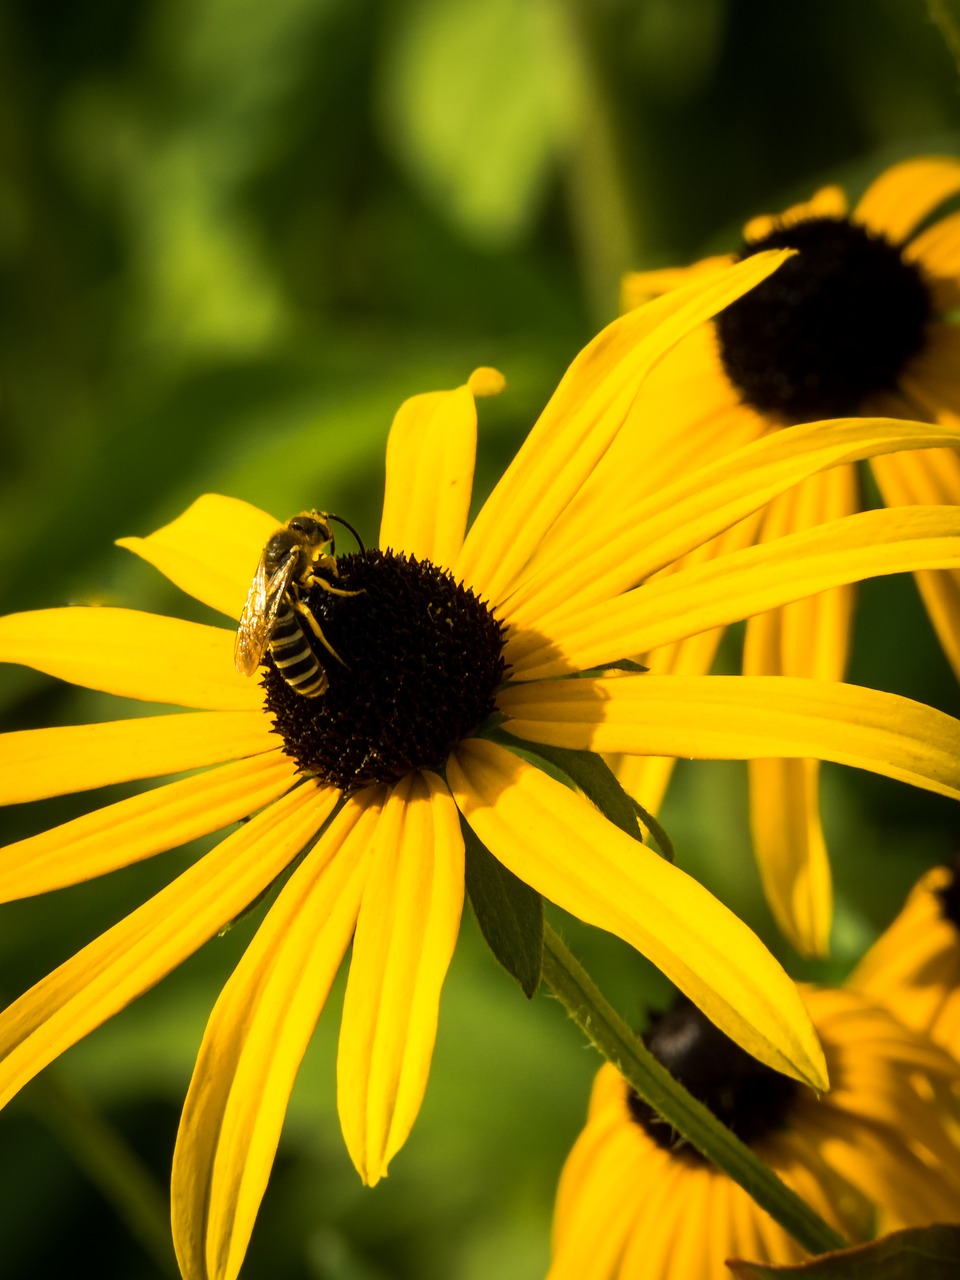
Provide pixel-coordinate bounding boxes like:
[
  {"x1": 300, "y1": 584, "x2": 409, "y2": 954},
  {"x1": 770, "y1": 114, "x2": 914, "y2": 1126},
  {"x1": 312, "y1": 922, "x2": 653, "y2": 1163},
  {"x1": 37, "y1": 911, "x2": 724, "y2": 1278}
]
[{"x1": 287, "y1": 517, "x2": 318, "y2": 537}]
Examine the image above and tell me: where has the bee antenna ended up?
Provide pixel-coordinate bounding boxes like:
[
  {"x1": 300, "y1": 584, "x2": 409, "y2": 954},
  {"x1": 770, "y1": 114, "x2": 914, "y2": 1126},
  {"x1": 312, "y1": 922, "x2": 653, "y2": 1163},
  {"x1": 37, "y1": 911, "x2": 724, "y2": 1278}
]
[{"x1": 328, "y1": 513, "x2": 365, "y2": 552}]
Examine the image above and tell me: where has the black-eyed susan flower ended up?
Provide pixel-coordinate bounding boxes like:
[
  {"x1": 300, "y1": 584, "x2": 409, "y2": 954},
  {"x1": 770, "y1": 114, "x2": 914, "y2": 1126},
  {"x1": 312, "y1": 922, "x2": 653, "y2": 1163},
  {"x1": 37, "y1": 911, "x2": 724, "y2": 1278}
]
[
  {"x1": 610, "y1": 156, "x2": 960, "y2": 958},
  {"x1": 550, "y1": 990, "x2": 960, "y2": 1280},
  {"x1": 851, "y1": 857, "x2": 960, "y2": 1057},
  {"x1": 4, "y1": 257, "x2": 960, "y2": 1280}
]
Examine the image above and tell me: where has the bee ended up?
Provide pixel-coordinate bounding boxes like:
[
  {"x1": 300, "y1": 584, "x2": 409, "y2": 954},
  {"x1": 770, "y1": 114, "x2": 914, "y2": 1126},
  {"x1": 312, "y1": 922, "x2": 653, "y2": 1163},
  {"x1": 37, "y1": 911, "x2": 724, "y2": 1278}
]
[{"x1": 235, "y1": 511, "x2": 363, "y2": 697}]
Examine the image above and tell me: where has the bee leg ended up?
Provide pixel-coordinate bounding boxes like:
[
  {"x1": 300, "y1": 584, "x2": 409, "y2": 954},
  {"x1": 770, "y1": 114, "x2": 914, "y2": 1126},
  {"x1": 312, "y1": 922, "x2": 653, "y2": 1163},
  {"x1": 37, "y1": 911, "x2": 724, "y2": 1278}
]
[{"x1": 294, "y1": 598, "x2": 351, "y2": 668}]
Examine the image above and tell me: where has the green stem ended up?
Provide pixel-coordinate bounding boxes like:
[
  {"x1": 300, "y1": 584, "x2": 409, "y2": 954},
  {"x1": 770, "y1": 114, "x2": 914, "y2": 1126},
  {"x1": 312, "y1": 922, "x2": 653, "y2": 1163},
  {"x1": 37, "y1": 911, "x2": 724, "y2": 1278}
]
[
  {"x1": 541, "y1": 923, "x2": 848, "y2": 1257},
  {"x1": 25, "y1": 1073, "x2": 179, "y2": 1278}
]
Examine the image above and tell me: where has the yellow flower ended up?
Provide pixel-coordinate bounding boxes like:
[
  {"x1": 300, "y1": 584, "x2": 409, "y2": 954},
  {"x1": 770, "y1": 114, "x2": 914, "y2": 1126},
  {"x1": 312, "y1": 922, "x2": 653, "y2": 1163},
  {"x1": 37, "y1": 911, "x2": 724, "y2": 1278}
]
[
  {"x1": 550, "y1": 989, "x2": 960, "y2": 1280},
  {"x1": 3, "y1": 256, "x2": 960, "y2": 1279},
  {"x1": 615, "y1": 156, "x2": 960, "y2": 958},
  {"x1": 851, "y1": 858, "x2": 960, "y2": 1058}
]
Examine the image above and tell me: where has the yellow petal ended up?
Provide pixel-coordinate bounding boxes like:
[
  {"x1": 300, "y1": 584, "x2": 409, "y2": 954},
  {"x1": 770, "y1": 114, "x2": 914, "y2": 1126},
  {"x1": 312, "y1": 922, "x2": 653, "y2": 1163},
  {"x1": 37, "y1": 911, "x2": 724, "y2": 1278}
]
[
  {"x1": 743, "y1": 184, "x2": 849, "y2": 242},
  {"x1": 740, "y1": 468, "x2": 858, "y2": 957},
  {"x1": 854, "y1": 156, "x2": 960, "y2": 242},
  {"x1": 0, "y1": 711, "x2": 276, "y2": 804},
  {"x1": 0, "y1": 752, "x2": 297, "y2": 902},
  {"x1": 172, "y1": 790, "x2": 381, "y2": 1280},
  {"x1": 117, "y1": 494, "x2": 279, "y2": 620},
  {"x1": 501, "y1": 415, "x2": 960, "y2": 630},
  {"x1": 0, "y1": 608, "x2": 260, "y2": 710},
  {"x1": 904, "y1": 207, "x2": 960, "y2": 294},
  {"x1": 455, "y1": 251, "x2": 794, "y2": 604},
  {"x1": 337, "y1": 772, "x2": 464, "y2": 1185},
  {"x1": 379, "y1": 375, "x2": 493, "y2": 568},
  {"x1": 0, "y1": 782, "x2": 338, "y2": 1114},
  {"x1": 448, "y1": 738, "x2": 827, "y2": 1089},
  {"x1": 508, "y1": 504, "x2": 960, "y2": 680},
  {"x1": 748, "y1": 758, "x2": 831, "y2": 958},
  {"x1": 619, "y1": 255, "x2": 733, "y2": 310},
  {"x1": 871, "y1": 447, "x2": 960, "y2": 679},
  {"x1": 499, "y1": 675, "x2": 960, "y2": 801}
]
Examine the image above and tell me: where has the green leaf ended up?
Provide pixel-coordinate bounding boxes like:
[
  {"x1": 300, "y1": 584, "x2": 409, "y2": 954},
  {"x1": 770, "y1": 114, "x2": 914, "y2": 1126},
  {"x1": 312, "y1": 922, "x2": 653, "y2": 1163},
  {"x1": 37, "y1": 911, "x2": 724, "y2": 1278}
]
[
  {"x1": 628, "y1": 798, "x2": 675, "y2": 862},
  {"x1": 727, "y1": 1224, "x2": 960, "y2": 1280},
  {"x1": 462, "y1": 818, "x2": 543, "y2": 998}
]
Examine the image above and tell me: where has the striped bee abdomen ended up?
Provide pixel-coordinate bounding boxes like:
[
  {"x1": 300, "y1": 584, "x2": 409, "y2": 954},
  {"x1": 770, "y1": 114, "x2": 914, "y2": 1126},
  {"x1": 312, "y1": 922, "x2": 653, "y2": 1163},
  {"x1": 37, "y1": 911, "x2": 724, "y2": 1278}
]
[{"x1": 268, "y1": 602, "x2": 328, "y2": 697}]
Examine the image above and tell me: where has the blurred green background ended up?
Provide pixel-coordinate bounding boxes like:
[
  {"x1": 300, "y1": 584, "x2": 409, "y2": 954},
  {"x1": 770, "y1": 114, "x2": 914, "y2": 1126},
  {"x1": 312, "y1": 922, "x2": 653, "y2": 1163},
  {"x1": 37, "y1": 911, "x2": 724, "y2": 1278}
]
[{"x1": 2, "y1": 0, "x2": 960, "y2": 1276}]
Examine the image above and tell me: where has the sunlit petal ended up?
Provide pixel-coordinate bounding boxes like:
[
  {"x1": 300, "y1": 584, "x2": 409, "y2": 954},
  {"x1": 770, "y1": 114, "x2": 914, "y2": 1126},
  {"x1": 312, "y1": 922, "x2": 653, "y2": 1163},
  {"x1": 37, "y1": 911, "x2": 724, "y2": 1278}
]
[
  {"x1": 500, "y1": 415, "x2": 960, "y2": 629},
  {"x1": 380, "y1": 370, "x2": 504, "y2": 569},
  {"x1": 456, "y1": 251, "x2": 793, "y2": 604},
  {"x1": 448, "y1": 738, "x2": 827, "y2": 1089},
  {"x1": 0, "y1": 711, "x2": 276, "y2": 804},
  {"x1": 117, "y1": 494, "x2": 279, "y2": 620},
  {"x1": 338, "y1": 772, "x2": 464, "y2": 1185},
  {"x1": 508, "y1": 505, "x2": 960, "y2": 680},
  {"x1": 499, "y1": 675, "x2": 960, "y2": 801},
  {"x1": 854, "y1": 155, "x2": 960, "y2": 241},
  {"x1": 0, "y1": 752, "x2": 297, "y2": 902},
  {"x1": 172, "y1": 791, "x2": 381, "y2": 1280},
  {"x1": 619, "y1": 255, "x2": 733, "y2": 310},
  {"x1": 0, "y1": 608, "x2": 259, "y2": 710},
  {"x1": 0, "y1": 782, "x2": 338, "y2": 1113}
]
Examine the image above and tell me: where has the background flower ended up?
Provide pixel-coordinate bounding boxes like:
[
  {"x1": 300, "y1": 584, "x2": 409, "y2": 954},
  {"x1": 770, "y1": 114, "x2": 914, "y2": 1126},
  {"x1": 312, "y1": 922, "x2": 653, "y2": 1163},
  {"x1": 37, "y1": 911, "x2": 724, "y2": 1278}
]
[
  {"x1": 550, "y1": 989, "x2": 960, "y2": 1280},
  {"x1": 612, "y1": 157, "x2": 960, "y2": 959}
]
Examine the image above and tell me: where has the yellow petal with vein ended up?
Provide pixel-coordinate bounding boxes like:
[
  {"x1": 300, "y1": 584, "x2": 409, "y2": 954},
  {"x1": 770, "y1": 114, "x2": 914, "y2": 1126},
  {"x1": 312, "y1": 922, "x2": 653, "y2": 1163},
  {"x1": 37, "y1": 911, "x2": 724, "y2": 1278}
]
[
  {"x1": 0, "y1": 608, "x2": 259, "y2": 710},
  {"x1": 0, "y1": 782, "x2": 338, "y2": 1114},
  {"x1": 173, "y1": 791, "x2": 380, "y2": 1280},
  {"x1": 117, "y1": 494, "x2": 279, "y2": 620},
  {"x1": 338, "y1": 772, "x2": 464, "y2": 1185},
  {"x1": 499, "y1": 675, "x2": 960, "y2": 801},
  {"x1": 380, "y1": 378, "x2": 489, "y2": 568},
  {"x1": 854, "y1": 156, "x2": 960, "y2": 242},
  {"x1": 0, "y1": 711, "x2": 275, "y2": 804},
  {"x1": 0, "y1": 752, "x2": 297, "y2": 902},
  {"x1": 509, "y1": 505, "x2": 960, "y2": 680},
  {"x1": 502, "y1": 416, "x2": 960, "y2": 629},
  {"x1": 455, "y1": 251, "x2": 793, "y2": 604},
  {"x1": 448, "y1": 738, "x2": 827, "y2": 1089}
]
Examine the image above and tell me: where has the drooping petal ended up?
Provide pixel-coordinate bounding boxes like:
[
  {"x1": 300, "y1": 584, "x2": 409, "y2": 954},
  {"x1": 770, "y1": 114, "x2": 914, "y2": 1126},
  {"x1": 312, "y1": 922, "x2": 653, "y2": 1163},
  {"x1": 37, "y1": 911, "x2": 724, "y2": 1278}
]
[
  {"x1": 0, "y1": 751, "x2": 297, "y2": 902},
  {"x1": 854, "y1": 156, "x2": 960, "y2": 242},
  {"x1": 172, "y1": 790, "x2": 382, "y2": 1280},
  {"x1": 455, "y1": 251, "x2": 793, "y2": 605},
  {"x1": 379, "y1": 369, "x2": 504, "y2": 569},
  {"x1": 0, "y1": 781, "x2": 338, "y2": 1113},
  {"x1": 742, "y1": 466, "x2": 858, "y2": 958},
  {"x1": 448, "y1": 738, "x2": 828, "y2": 1090},
  {"x1": 337, "y1": 772, "x2": 464, "y2": 1185},
  {"x1": 498, "y1": 675, "x2": 960, "y2": 802},
  {"x1": 0, "y1": 608, "x2": 259, "y2": 710},
  {"x1": 0, "y1": 711, "x2": 276, "y2": 804},
  {"x1": 507, "y1": 504, "x2": 960, "y2": 680},
  {"x1": 500, "y1": 415, "x2": 960, "y2": 630},
  {"x1": 117, "y1": 494, "x2": 279, "y2": 620},
  {"x1": 871, "y1": 446, "x2": 960, "y2": 678}
]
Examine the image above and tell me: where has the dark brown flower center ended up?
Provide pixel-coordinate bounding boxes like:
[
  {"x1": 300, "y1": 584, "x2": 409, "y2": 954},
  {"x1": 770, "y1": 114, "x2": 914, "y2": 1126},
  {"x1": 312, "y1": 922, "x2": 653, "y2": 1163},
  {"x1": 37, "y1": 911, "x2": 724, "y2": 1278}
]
[
  {"x1": 627, "y1": 999, "x2": 798, "y2": 1159},
  {"x1": 262, "y1": 548, "x2": 507, "y2": 791},
  {"x1": 715, "y1": 215, "x2": 933, "y2": 423}
]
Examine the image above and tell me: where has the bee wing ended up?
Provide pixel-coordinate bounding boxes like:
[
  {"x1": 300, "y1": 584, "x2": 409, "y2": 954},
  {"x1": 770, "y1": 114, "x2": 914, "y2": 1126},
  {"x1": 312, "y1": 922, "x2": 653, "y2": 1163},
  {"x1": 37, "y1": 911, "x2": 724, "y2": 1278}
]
[{"x1": 234, "y1": 553, "x2": 297, "y2": 676}]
